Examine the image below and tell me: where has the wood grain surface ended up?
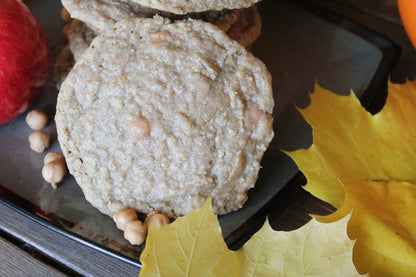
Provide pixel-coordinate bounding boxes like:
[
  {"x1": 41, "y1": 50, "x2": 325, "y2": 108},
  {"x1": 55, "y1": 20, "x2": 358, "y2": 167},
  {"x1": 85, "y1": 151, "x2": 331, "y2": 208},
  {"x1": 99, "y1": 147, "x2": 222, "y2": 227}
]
[
  {"x1": 0, "y1": 236, "x2": 66, "y2": 277},
  {"x1": 0, "y1": 200, "x2": 141, "y2": 276}
]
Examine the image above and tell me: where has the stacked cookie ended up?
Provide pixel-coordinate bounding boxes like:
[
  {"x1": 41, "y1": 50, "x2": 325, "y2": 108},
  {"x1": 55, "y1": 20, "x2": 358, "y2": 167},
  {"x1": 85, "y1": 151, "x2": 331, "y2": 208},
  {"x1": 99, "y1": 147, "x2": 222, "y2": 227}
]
[
  {"x1": 55, "y1": 1, "x2": 274, "y2": 219},
  {"x1": 64, "y1": 0, "x2": 262, "y2": 47},
  {"x1": 55, "y1": 0, "x2": 263, "y2": 86}
]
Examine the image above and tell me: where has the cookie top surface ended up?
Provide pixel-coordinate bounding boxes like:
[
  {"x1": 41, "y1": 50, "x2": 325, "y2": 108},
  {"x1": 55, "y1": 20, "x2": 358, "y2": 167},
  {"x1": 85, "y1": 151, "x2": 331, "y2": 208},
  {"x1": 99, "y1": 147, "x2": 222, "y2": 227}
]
[
  {"x1": 65, "y1": 6, "x2": 261, "y2": 63},
  {"x1": 56, "y1": 17, "x2": 273, "y2": 218},
  {"x1": 62, "y1": 0, "x2": 242, "y2": 32},
  {"x1": 128, "y1": 0, "x2": 261, "y2": 14}
]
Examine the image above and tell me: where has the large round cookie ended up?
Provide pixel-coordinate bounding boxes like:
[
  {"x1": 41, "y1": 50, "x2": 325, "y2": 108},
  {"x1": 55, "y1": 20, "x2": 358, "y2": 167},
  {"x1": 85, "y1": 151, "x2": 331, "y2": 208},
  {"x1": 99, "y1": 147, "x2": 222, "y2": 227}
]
[
  {"x1": 56, "y1": 17, "x2": 274, "y2": 218},
  {"x1": 129, "y1": 0, "x2": 261, "y2": 14},
  {"x1": 62, "y1": 0, "x2": 242, "y2": 32}
]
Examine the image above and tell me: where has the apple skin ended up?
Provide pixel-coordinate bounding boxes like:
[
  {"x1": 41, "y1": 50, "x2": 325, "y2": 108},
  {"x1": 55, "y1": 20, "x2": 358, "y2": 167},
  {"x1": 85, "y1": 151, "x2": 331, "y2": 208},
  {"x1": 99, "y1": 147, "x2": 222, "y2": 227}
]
[{"x1": 0, "y1": 0, "x2": 50, "y2": 125}]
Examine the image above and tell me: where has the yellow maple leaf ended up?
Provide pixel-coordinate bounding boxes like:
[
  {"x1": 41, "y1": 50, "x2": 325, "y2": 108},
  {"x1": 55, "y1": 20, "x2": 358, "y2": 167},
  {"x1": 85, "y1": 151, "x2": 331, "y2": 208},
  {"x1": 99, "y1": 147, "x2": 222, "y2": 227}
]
[
  {"x1": 286, "y1": 81, "x2": 416, "y2": 276},
  {"x1": 140, "y1": 198, "x2": 362, "y2": 276},
  {"x1": 287, "y1": 82, "x2": 416, "y2": 209},
  {"x1": 140, "y1": 198, "x2": 240, "y2": 277},
  {"x1": 239, "y1": 214, "x2": 361, "y2": 277},
  {"x1": 318, "y1": 180, "x2": 416, "y2": 276}
]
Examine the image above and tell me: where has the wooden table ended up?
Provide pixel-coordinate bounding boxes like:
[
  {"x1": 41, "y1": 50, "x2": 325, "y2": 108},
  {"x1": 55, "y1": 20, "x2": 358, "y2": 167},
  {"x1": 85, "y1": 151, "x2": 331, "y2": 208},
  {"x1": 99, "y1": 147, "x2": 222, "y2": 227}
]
[{"x1": 1, "y1": 0, "x2": 414, "y2": 276}]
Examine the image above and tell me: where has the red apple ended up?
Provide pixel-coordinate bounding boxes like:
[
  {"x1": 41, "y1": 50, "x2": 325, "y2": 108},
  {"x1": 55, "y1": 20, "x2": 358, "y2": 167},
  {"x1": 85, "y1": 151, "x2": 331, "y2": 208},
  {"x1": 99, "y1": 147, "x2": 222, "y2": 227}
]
[{"x1": 0, "y1": 0, "x2": 50, "y2": 125}]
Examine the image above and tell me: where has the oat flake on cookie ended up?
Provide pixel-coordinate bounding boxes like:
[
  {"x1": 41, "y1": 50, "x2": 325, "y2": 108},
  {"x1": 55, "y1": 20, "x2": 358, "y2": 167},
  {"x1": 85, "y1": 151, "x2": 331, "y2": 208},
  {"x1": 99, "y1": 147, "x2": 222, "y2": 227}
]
[{"x1": 55, "y1": 16, "x2": 274, "y2": 218}]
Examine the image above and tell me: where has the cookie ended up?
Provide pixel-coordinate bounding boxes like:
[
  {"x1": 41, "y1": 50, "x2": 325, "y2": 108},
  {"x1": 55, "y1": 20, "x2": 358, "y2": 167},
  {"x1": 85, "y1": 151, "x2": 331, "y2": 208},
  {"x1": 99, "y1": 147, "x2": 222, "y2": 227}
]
[
  {"x1": 67, "y1": 20, "x2": 97, "y2": 61},
  {"x1": 65, "y1": 5, "x2": 261, "y2": 63},
  {"x1": 62, "y1": 0, "x2": 242, "y2": 33},
  {"x1": 227, "y1": 6, "x2": 262, "y2": 48},
  {"x1": 128, "y1": 0, "x2": 262, "y2": 14},
  {"x1": 53, "y1": 45, "x2": 75, "y2": 89},
  {"x1": 53, "y1": 21, "x2": 94, "y2": 89},
  {"x1": 56, "y1": 17, "x2": 274, "y2": 218}
]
